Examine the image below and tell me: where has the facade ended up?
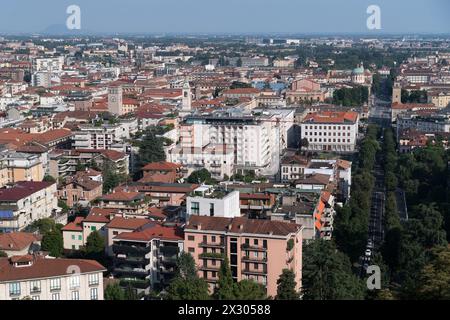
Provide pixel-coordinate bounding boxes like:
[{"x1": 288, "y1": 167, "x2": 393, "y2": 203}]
[
  {"x1": 168, "y1": 114, "x2": 282, "y2": 176},
  {"x1": 0, "y1": 152, "x2": 44, "y2": 187},
  {"x1": 100, "y1": 191, "x2": 148, "y2": 217},
  {"x1": 186, "y1": 186, "x2": 241, "y2": 219},
  {"x1": 184, "y1": 215, "x2": 303, "y2": 297},
  {"x1": 0, "y1": 181, "x2": 58, "y2": 233},
  {"x1": 57, "y1": 172, "x2": 103, "y2": 207},
  {"x1": 0, "y1": 254, "x2": 105, "y2": 300},
  {"x1": 300, "y1": 111, "x2": 359, "y2": 152},
  {"x1": 111, "y1": 222, "x2": 184, "y2": 292}
]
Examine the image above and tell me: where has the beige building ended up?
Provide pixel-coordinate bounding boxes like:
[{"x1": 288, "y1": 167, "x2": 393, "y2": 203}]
[
  {"x1": 0, "y1": 181, "x2": 58, "y2": 233},
  {"x1": 184, "y1": 215, "x2": 303, "y2": 298},
  {"x1": 0, "y1": 152, "x2": 44, "y2": 187},
  {"x1": 0, "y1": 254, "x2": 105, "y2": 300}
]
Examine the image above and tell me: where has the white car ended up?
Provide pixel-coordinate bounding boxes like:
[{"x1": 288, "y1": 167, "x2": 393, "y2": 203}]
[{"x1": 365, "y1": 249, "x2": 372, "y2": 257}]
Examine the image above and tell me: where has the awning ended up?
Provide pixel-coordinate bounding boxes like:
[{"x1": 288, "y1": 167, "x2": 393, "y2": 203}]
[{"x1": 0, "y1": 210, "x2": 14, "y2": 219}]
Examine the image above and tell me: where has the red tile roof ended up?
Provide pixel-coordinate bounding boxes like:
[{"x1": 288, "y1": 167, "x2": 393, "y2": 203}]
[
  {"x1": 0, "y1": 255, "x2": 105, "y2": 281},
  {"x1": 186, "y1": 216, "x2": 302, "y2": 237},
  {"x1": 0, "y1": 181, "x2": 55, "y2": 202},
  {"x1": 0, "y1": 232, "x2": 41, "y2": 251},
  {"x1": 106, "y1": 217, "x2": 150, "y2": 230},
  {"x1": 61, "y1": 217, "x2": 84, "y2": 232},
  {"x1": 142, "y1": 161, "x2": 181, "y2": 172},
  {"x1": 114, "y1": 223, "x2": 183, "y2": 242}
]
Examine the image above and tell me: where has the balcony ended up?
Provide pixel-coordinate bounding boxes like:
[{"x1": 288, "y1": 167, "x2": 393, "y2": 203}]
[
  {"x1": 199, "y1": 265, "x2": 221, "y2": 272},
  {"x1": 114, "y1": 266, "x2": 148, "y2": 277},
  {"x1": 159, "y1": 246, "x2": 179, "y2": 256},
  {"x1": 242, "y1": 256, "x2": 267, "y2": 264},
  {"x1": 242, "y1": 267, "x2": 267, "y2": 275},
  {"x1": 160, "y1": 255, "x2": 178, "y2": 267},
  {"x1": 112, "y1": 244, "x2": 151, "y2": 255},
  {"x1": 199, "y1": 253, "x2": 225, "y2": 260},
  {"x1": 114, "y1": 255, "x2": 148, "y2": 265},
  {"x1": 119, "y1": 278, "x2": 151, "y2": 289},
  {"x1": 241, "y1": 244, "x2": 267, "y2": 252},
  {"x1": 199, "y1": 242, "x2": 225, "y2": 249}
]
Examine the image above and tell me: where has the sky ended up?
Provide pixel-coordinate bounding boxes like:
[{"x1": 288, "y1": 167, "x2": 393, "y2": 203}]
[{"x1": 0, "y1": 0, "x2": 449, "y2": 35}]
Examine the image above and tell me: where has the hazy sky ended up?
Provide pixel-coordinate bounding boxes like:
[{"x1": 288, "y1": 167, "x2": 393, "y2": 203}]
[{"x1": 0, "y1": 0, "x2": 449, "y2": 34}]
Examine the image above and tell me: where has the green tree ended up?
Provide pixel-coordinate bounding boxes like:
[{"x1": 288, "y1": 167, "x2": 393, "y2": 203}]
[
  {"x1": 214, "y1": 257, "x2": 235, "y2": 300},
  {"x1": 166, "y1": 252, "x2": 210, "y2": 300},
  {"x1": 418, "y1": 246, "x2": 450, "y2": 299},
  {"x1": 85, "y1": 231, "x2": 105, "y2": 256},
  {"x1": 102, "y1": 160, "x2": 125, "y2": 194},
  {"x1": 187, "y1": 169, "x2": 214, "y2": 184},
  {"x1": 276, "y1": 269, "x2": 299, "y2": 300},
  {"x1": 0, "y1": 250, "x2": 7, "y2": 257},
  {"x1": 104, "y1": 283, "x2": 125, "y2": 300},
  {"x1": 234, "y1": 280, "x2": 266, "y2": 300},
  {"x1": 43, "y1": 175, "x2": 56, "y2": 183},
  {"x1": 302, "y1": 240, "x2": 366, "y2": 300},
  {"x1": 41, "y1": 230, "x2": 63, "y2": 258}
]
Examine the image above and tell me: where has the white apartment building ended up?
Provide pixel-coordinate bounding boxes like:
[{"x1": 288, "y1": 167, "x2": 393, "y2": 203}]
[
  {"x1": 31, "y1": 72, "x2": 52, "y2": 88},
  {"x1": 0, "y1": 181, "x2": 58, "y2": 233},
  {"x1": 186, "y1": 186, "x2": 241, "y2": 219},
  {"x1": 0, "y1": 254, "x2": 105, "y2": 300},
  {"x1": 33, "y1": 56, "x2": 64, "y2": 73},
  {"x1": 300, "y1": 111, "x2": 359, "y2": 152},
  {"x1": 73, "y1": 119, "x2": 138, "y2": 150},
  {"x1": 168, "y1": 114, "x2": 281, "y2": 176}
]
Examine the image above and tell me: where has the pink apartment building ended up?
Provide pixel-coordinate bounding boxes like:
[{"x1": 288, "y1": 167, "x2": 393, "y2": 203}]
[{"x1": 184, "y1": 215, "x2": 303, "y2": 297}]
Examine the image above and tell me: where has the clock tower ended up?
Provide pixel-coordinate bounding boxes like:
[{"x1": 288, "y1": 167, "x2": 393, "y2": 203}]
[{"x1": 108, "y1": 85, "x2": 123, "y2": 115}]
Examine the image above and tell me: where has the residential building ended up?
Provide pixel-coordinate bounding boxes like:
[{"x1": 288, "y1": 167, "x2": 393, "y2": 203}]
[
  {"x1": 0, "y1": 181, "x2": 58, "y2": 233},
  {"x1": 184, "y1": 215, "x2": 303, "y2": 297},
  {"x1": 0, "y1": 254, "x2": 105, "y2": 300},
  {"x1": 111, "y1": 222, "x2": 184, "y2": 292},
  {"x1": 300, "y1": 111, "x2": 359, "y2": 152},
  {"x1": 0, "y1": 232, "x2": 41, "y2": 257},
  {"x1": 186, "y1": 186, "x2": 241, "y2": 219}
]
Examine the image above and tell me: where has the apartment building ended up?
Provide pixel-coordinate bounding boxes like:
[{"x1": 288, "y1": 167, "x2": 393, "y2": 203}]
[
  {"x1": 0, "y1": 152, "x2": 44, "y2": 187},
  {"x1": 49, "y1": 148, "x2": 129, "y2": 179},
  {"x1": 111, "y1": 222, "x2": 184, "y2": 292},
  {"x1": 300, "y1": 111, "x2": 359, "y2": 152},
  {"x1": 33, "y1": 56, "x2": 64, "y2": 73},
  {"x1": 57, "y1": 171, "x2": 103, "y2": 207},
  {"x1": 428, "y1": 91, "x2": 450, "y2": 108},
  {"x1": 168, "y1": 114, "x2": 281, "y2": 176},
  {"x1": 100, "y1": 191, "x2": 148, "y2": 217},
  {"x1": 184, "y1": 216, "x2": 303, "y2": 297},
  {"x1": 0, "y1": 181, "x2": 58, "y2": 233},
  {"x1": 280, "y1": 154, "x2": 309, "y2": 182},
  {"x1": 73, "y1": 120, "x2": 138, "y2": 150},
  {"x1": 186, "y1": 186, "x2": 241, "y2": 219},
  {"x1": 397, "y1": 112, "x2": 450, "y2": 134},
  {"x1": 0, "y1": 254, "x2": 105, "y2": 300}
]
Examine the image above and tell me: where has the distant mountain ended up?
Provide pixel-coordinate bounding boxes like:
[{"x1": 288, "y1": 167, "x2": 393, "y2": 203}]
[{"x1": 41, "y1": 24, "x2": 96, "y2": 36}]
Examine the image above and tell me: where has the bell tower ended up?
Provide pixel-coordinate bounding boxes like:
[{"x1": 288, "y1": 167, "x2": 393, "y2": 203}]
[
  {"x1": 392, "y1": 82, "x2": 402, "y2": 104},
  {"x1": 181, "y1": 81, "x2": 192, "y2": 115}
]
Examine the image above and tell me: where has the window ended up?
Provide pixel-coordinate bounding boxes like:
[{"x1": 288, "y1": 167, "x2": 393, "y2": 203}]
[
  {"x1": 188, "y1": 247, "x2": 195, "y2": 253},
  {"x1": 263, "y1": 240, "x2": 267, "y2": 249},
  {"x1": 253, "y1": 239, "x2": 258, "y2": 246},
  {"x1": 9, "y1": 282, "x2": 20, "y2": 296},
  {"x1": 50, "y1": 278, "x2": 61, "y2": 291},
  {"x1": 32, "y1": 296, "x2": 40, "y2": 300},
  {"x1": 78, "y1": 235, "x2": 82, "y2": 241},
  {"x1": 211, "y1": 236, "x2": 216, "y2": 243},
  {"x1": 91, "y1": 226, "x2": 97, "y2": 231},
  {"x1": 69, "y1": 275, "x2": 80, "y2": 289},
  {"x1": 191, "y1": 202, "x2": 199, "y2": 214},
  {"x1": 30, "y1": 280, "x2": 41, "y2": 294},
  {"x1": 71, "y1": 235, "x2": 75, "y2": 240},
  {"x1": 90, "y1": 288, "x2": 98, "y2": 300},
  {"x1": 52, "y1": 293, "x2": 60, "y2": 300},
  {"x1": 88, "y1": 273, "x2": 99, "y2": 286},
  {"x1": 72, "y1": 245, "x2": 76, "y2": 250},
  {"x1": 187, "y1": 235, "x2": 195, "y2": 241},
  {"x1": 209, "y1": 203, "x2": 215, "y2": 216},
  {"x1": 71, "y1": 291, "x2": 80, "y2": 300}
]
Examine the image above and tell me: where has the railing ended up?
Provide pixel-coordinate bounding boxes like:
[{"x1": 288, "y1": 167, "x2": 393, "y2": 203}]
[
  {"x1": 242, "y1": 256, "x2": 267, "y2": 263},
  {"x1": 241, "y1": 244, "x2": 267, "y2": 251},
  {"x1": 199, "y1": 242, "x2": 225, "y2": 248},
  {"x1": 112, "y1": 244, "x2": 151, "y2": 255},
  {"x1": 119, "y1": 278, "x2": 150, "y2": 289}
]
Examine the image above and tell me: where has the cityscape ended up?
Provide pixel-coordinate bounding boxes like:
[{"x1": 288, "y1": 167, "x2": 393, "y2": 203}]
[{"x1": 0, "y1": 0, "x2": 449, "y2": 306}]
